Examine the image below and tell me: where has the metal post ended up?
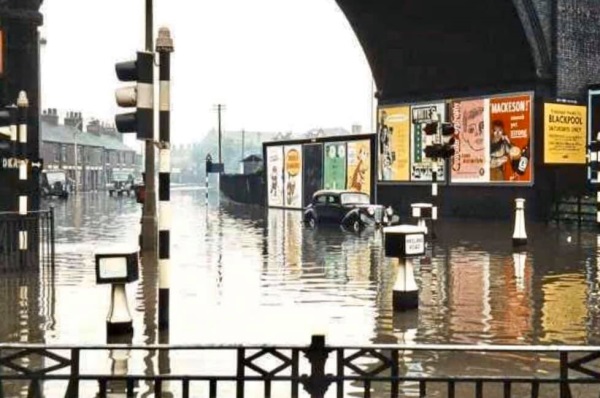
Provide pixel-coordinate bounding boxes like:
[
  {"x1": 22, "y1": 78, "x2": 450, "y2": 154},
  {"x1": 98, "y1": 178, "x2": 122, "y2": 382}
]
[
  {"x1": 156, "y1": 27, "x2": 173, "y2": 330},
  {"x1": 302, "y1": 335, "x2": 331, "y2": 398},
  {"x1": 218, "y1": 105, "x2": 222, "y2": 163},
  {"x1": 17, "y1": 92, "x2": 28, "y2": 268},
  {"x1": 142, "y1": 0, "x2": 157, "y2": 253}
]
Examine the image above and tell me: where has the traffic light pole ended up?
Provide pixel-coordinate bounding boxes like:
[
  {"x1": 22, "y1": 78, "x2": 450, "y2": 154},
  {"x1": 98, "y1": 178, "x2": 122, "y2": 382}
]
[
  {"x1": 156, "y1": 28, "x2": 173, "y2": 330},
  {"x1": 142, "y1": 0, "x2": 157, "y2": 253}
]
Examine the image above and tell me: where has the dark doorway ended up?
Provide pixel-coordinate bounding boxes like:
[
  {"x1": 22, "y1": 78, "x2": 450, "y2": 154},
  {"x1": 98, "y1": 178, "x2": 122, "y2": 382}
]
[{"x1": 303, "y1": 143, "x2": 324, "y2": 208}]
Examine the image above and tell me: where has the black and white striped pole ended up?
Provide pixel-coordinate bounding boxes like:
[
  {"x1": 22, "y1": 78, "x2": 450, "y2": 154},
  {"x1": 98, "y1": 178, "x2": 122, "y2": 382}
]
[
  {"x1": 157, "y1": 27, "x2": 173, "y2": 330},
  {"x1": 17, "y1": 92, "x2": 29, "y2": 265},
  {"x1": 592, "y1": 132, "x2": 600, "y2": 226}
]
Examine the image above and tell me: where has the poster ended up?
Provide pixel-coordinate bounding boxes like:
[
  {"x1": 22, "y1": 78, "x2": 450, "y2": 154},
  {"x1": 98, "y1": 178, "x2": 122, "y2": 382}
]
[
  {"x1": 450, "y1": 99, "x2": 489, "y2": 182},
  {"x1": 346, "y1": 140, "x2": 371, "y2": 196},
  {"x1": 283, "y1": 145, "x2": 303, "y2": 208},
  {"x1": 544, "y1": 103, "x2": 587, "y2": 164},
  {"x1": 588, "y1": 90, "x2": 600, "y2": 181},
  {"x1": 488, "y1": 94, "x2": 532, "y2": 183},
  {"x1": 266, "y1": 146, "x2": 284, "y2": 207},
  {"x1": 410, "y1": 103, "x2": 446, "y2": 181},
  {"x1": 378, "y1": 106, "x2": 410, "y2": 181},
  {"x1": 302, "y1": 144, "x2": 323, "y2": 207},
  {"x1": 323, "y1": 142, "x2": 346, "y2": 190}
]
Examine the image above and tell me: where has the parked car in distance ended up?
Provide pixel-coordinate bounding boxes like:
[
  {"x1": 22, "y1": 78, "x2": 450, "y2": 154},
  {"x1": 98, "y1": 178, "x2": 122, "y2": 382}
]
[
  {"x1": 303, "y1": 190, "x2": 397, "y2": 232},
  {"x1": 108, "y1": 171, "x2": 135, "y2": 197},
  {"x1": 41, "y1": 170, "x2": 69, "y2": 199}
]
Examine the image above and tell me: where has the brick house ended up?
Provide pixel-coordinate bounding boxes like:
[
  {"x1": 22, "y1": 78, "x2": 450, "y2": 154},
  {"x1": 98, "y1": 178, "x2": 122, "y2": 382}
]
[{"x1": 40, "y1": 109, "x2": 140, "y2": 191}]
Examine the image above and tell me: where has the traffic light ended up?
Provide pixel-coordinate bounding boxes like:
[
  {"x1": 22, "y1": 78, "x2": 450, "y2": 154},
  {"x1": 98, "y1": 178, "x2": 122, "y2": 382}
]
[
  {"x1": 424, "y1": 144, "x2": 443, "y2": 159},
  {"x1": 423, "y1": 122, "x2": 438, "y2": 136},
  {"x1": 440, "y1": 122, "x2": 456, "y2": 158},
  {"x1": 0, "y1": 105, "x2": 16, "y2": 155},
  {"x1": 115, "y1": 51, "x2": 154, "y2": 140}
]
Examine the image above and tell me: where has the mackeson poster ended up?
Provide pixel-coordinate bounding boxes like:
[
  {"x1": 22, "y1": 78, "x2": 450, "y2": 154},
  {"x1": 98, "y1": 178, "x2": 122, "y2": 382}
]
[{"x1": 488, "y1": 94, "x2": 532, "y2": 183}]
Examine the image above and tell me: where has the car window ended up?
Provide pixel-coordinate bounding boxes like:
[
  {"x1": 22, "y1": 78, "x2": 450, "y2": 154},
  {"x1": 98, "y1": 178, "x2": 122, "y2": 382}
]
[
  {"x1": 328, "y1": 195, "x2": 340, "y2": 204},
  {"x1": 315, "y1": 195, "x2": 327, "y2": 204},
  {"x1": 341, "y1": 193, "x2": 370, "y2": 205}
]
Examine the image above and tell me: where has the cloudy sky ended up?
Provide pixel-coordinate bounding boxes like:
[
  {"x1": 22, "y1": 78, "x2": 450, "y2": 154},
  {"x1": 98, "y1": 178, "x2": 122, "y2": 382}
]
[{"x1": 39, "y1": 0, "x2": 375, "y2": 144}]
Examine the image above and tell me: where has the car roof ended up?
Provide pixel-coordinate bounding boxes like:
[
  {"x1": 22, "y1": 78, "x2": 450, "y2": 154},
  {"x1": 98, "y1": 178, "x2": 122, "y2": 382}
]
[{"x1": 312, "y1": 189, "x2": 369, "y2": 197}]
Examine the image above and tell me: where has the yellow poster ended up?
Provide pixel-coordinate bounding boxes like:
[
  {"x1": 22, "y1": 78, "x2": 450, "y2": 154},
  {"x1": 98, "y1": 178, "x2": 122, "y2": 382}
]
[
  {"x1": 544, "y1": 103, "x2": 587, "y2": 164},
  {"x1": 347, "y1": 140, "x2": 371, "y2": 196},
  {"x1": 378, "y1": 106, "x2": 410, "y2": 181}
]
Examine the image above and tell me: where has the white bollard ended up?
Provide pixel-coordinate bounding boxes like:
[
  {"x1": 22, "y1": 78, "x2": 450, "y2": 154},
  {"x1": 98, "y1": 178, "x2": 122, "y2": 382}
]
[
  {"x1": 512, "y1": 198, "x2": 527, "y2": 247},
  {"x1": 107, "y1": 284, "x2": 133, "y2": 336},
  {"x1": 384, "y1": 225, "x2": 425, "y2": 311}
]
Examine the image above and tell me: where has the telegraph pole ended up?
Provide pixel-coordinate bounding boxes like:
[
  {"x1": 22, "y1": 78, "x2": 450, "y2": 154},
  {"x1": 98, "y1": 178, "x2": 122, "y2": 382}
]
[
  {"x1": 142, "y1": 0, "x2": 157, "y2": 252},
  {"x1": 241, "y1": 129, "x2": 245, "y2": 161},
  {"x1": 213, "y1": 104, "x2": 226, "y2": 163}
]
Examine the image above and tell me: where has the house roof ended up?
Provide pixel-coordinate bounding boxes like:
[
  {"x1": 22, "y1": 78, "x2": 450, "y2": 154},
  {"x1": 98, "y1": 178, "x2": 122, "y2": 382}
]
[
  {"x1": 242, "y1": 154, "x2": 262, "y2": 162},
  {"x1": 41, "y1": 121, "x2": 136, "y2": 152}
]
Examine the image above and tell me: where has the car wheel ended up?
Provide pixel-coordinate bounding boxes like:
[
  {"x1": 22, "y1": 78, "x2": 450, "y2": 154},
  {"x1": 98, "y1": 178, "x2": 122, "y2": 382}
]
[
  {"x1": 306, "y1": 214, "x2": 316, "y2": 229},
  {"x1": 352, "y1": 219, "x2": 361, "y2": 233}
]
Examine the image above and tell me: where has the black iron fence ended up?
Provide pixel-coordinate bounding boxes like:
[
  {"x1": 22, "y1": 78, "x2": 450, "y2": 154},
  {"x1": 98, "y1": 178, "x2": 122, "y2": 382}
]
[
  {"x1": 0, "y1": 208, "x2": 54, "y2": 271},
  {"x1": 551, "y1": 195, "x2": 596, "y2": 226},
  {"x1": 2, "y1": 336, "x2": 600, "y2": 397}
]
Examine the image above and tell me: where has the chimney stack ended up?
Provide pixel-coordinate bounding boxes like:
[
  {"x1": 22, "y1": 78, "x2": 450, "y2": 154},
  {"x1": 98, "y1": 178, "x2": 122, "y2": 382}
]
[{"x1": 40, "y1": 108, "x2": 59, "y2": 126}]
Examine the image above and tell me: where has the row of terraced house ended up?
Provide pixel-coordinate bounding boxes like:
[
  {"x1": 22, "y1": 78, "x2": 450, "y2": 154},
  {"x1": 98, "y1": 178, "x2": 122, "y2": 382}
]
[{"x1": 40, "y1": 109, "x2": 141, "y2": 191}]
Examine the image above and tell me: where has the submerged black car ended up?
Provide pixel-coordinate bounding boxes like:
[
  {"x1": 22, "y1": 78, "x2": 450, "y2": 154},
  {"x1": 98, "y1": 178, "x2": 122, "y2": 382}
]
[{"x1": 303, "y1": 190, "x2": 397, "y2": 232}]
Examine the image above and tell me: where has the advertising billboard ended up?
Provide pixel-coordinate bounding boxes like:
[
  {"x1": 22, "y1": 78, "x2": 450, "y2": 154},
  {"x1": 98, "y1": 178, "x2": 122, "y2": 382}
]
[
  {"x1": 450, "y1": 98, "x2": 490, "y2": 183},
  {"x1": 544, "y1": 103, "x2": 587, "y2": 164},
  {"x1": 283, "y1": 145, "x2": 303, "y2": 209},
  {"x1": 488, "y1": 94, "x2": 532, "y2": 183},
  {"x1": 347, "y1": 140, "x2": 371, "y2": 196},
  {"x1": 266, "y1": 146, "x2": 284, "y2": 207},
  {"x1": 410, "y1": 103, "x2": 446, "y2": 181},
  {"x1": 378, "y1": 106, "x2": 410, "y2": 181},
  {"x1": 324, "y1": 142, "x2": 347, "y2": 190},
  {"x1": 303, "y1": 143, "x2": 323, "y2": 207}
]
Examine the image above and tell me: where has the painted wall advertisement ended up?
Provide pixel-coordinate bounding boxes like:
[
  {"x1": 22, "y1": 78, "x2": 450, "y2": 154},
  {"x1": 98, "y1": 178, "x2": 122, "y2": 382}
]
[
  {"x1": 410, "y1": 103, "x2": 446, "y2": 181},
  {"x1": 450, "y1": 98, "x2": 490, "y2": 183},
  {"x1": 544, "y1": 103, "x2": 587, "y2": 164},
  {"x1": 283, "y1": 145, "x2": 303, "y2": 208},
  {"x1": 488, "y1": 94, "x2": 532, "y2": 183},
  {"x1": 324, "y1": 142, "x2": 347, "y2": 190},
  {"x1": 267, "y1": 146, "x2": 284, "y2": 207},
  {"x1": 378, "y1": 106, "x2": 410, "y2": 181},
  {"x1": 347, "y1": 140, "x2": 371, "y2": 196}
]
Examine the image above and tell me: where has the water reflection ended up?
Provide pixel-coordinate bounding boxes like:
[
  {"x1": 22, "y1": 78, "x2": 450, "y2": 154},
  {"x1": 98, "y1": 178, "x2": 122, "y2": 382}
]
[{"x1": 3, "y1": 191, "x2": 600, "y2": 395}]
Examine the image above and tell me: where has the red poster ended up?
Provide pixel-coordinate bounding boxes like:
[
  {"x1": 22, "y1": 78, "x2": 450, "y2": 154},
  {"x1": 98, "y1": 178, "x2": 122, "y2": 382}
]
[{"x1": 489, "y1": 95, "x2": 532, "y2": 183}]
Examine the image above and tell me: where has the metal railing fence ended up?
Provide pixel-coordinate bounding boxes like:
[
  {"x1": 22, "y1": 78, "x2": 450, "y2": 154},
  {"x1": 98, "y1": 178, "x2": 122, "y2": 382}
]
[{"x1": 1, "y1": 336, "x2": 600, "y2": 397}]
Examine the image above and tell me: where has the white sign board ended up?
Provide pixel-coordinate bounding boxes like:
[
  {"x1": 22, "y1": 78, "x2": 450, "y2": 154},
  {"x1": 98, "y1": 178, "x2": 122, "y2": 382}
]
[{"x1": 405, "y1": 234, "x2": 425, "y2": 255}]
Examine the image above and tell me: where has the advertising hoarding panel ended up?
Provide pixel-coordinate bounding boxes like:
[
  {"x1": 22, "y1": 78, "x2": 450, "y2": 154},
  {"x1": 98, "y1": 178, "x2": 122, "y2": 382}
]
[
  {"x1": 410, "y1": 103, "x2": 446, "y2": 181},
  {"x1": 378, "y1": 106, "x2": 410, "y2": 181},
  {"x1": 544, "y1": 103, "x2": 587, "y2": 164},
  {"x1": 266, "y1": 146, "x2": 284, "y2": 207},
  {"x1": 450, "y1": 98, "x2": 490, "y2": 182},
  {"x1": 283, "y1": 145, "x2": 303, "y2": 209},
  {"x1": 488, "y1": 94, "x2": 532, "y2": 183},
  {"x1": 324, "y1": 142, "x2": 347, "y2": 190},
  {"x1": 302, "y1": 143, "x2": 323, "y2": 207},
  {"x1": 347, "y1": 140, "x2": 371, "y2": 196}
]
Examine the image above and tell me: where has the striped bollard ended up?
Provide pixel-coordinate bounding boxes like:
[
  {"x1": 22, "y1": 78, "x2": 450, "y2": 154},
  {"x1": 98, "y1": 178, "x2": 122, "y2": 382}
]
[
  {"x1": 384, "y1": 225, "x2": 426, "y2": 311},
  {"x1": 17, "y1": 92, "x2": 29, "y2": 266},
  {"x1": 157, "y1": 27, "x2": 173, "y2": 330}
]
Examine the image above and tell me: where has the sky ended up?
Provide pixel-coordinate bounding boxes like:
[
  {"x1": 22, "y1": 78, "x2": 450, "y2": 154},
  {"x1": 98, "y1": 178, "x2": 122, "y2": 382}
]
[{"x1": 39, "y1": 0, "x2": 375, "y2": 145}]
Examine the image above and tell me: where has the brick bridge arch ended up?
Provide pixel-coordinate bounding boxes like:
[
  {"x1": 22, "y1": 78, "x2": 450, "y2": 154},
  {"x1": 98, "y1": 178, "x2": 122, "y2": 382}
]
[{"x1": 336, "y1": 0, "x2": 552, "y2": 101}]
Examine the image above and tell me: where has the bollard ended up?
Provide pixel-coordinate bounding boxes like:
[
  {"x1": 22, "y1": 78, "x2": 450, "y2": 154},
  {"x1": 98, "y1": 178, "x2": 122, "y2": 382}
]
[
  {"x1": 512, "y1": 198, "x2": 527, "y2": 247},
  {"x1": 95, "y1": 251, "x2": 139, "y2": 338},
  {"x1": 107, "y1": 332, "x2": 133, "y2": 395},
  {"x1": 301, "y1": 335, "x2": 332, "y2": 398},
  {"x1": 384, "y1": 225, "x2": 425, "y2": 311}
]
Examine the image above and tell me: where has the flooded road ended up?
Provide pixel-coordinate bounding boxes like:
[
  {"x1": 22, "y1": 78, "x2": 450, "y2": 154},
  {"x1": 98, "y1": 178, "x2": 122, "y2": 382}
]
[{"x1": 3, "y1": 188, "x2": 600, "y2": 396}]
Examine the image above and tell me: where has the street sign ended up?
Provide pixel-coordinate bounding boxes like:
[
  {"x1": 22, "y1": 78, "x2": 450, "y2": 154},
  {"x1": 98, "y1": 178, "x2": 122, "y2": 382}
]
[{"x1": 207, "y1": 162, "x2": 224, "y2": 173}]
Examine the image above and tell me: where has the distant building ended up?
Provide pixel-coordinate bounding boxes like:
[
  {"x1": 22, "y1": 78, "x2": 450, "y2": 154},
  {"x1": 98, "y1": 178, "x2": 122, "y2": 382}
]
[
  {"x1": 241, "y1": 154, "x2": 263, "y2": 175},
  {"x1": 40, "y1": 109, "x2": 141, "y2": 191}
]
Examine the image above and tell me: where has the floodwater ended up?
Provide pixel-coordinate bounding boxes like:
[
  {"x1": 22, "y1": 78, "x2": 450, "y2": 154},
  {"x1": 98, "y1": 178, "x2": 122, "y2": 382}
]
[{"x1": 3, "y1": 187, "x2": 600, "y2": 396}]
